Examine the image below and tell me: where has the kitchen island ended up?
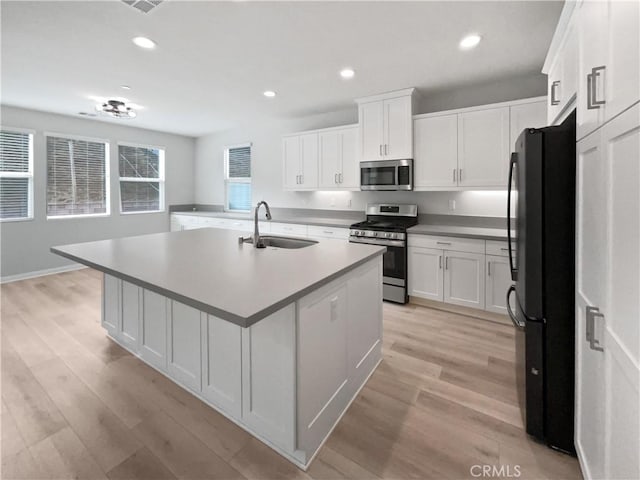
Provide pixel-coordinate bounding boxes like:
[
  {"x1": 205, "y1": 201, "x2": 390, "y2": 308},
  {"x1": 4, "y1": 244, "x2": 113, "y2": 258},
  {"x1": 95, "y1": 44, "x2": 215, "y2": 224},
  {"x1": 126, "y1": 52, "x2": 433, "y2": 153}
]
[{"x1": 51, "y1": 228, "x2": 385, "y2": 470}]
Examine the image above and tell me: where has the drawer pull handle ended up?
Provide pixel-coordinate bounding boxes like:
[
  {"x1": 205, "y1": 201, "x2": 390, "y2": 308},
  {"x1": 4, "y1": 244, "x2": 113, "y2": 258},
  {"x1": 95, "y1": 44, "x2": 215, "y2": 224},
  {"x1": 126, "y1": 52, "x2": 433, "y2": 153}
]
[
  {"x1": 436, "y1": 241, "x2": 452, "y2": 245},
  {"x1": 500, "y1": 248, "x2": 509, "y2": 252},
  {"x1": 323, "y1": 230, "x2": 333, "y2": 234}
]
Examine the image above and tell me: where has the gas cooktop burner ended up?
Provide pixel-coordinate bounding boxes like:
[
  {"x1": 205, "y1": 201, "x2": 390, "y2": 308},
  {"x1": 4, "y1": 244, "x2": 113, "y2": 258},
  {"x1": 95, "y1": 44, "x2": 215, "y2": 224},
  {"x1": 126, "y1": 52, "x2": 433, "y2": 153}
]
[{"x1": 349, "y1": 220, "x2": 409, "y2": 232}]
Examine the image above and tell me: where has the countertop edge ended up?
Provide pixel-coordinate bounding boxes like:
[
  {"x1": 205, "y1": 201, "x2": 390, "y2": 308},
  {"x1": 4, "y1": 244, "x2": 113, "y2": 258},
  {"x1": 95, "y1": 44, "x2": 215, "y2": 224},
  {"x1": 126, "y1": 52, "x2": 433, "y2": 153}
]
[{"x1": 51, "y1": 245, "x2": 385, "y2": 328}]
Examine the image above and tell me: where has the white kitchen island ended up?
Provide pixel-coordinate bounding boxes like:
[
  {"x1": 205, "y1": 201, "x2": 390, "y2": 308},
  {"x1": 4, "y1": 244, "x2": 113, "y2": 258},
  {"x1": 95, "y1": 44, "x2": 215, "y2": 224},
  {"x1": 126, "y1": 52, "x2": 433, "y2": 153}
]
[{"x1": 52, "y1": 228, "x2": 385, "y2": 470}]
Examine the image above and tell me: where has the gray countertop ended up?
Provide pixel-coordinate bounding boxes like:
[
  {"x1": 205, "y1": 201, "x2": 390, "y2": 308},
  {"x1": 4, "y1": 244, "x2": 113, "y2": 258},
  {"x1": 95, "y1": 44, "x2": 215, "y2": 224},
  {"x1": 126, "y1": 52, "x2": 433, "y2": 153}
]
[
  {"x1": 172, "y1": 211, "x2": 359, "y2": 228},
  {"x1": 407, "y1": 224, "x2": 511, "y2": 241},
  {"x1": 52, "y1": 229, "x2": 385, "y2": 327}
]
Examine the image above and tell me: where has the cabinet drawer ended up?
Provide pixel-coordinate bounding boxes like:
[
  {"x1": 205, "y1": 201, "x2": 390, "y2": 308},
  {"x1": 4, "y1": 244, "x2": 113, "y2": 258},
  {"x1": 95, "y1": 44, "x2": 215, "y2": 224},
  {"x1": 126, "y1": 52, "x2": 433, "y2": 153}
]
[
  {"x1": 407, "y1": 234, "x2": 485, "y2": 254},
  {"x1": 486, "y1": 240, "x2": 510, "y2": 257},
  {"x1": 270, "y1": 222, "x2": 308, "y2": 237},
  {"x1": 307, "y1": 225, "x2": 349, "y2": 240}
]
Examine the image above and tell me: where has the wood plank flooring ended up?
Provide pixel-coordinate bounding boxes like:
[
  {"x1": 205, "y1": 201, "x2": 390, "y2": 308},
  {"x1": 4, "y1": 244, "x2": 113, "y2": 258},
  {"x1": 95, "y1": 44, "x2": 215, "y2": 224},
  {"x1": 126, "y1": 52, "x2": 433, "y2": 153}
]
[{"x1": 0, "y1": 269, "x2": 582, "y2": 479}]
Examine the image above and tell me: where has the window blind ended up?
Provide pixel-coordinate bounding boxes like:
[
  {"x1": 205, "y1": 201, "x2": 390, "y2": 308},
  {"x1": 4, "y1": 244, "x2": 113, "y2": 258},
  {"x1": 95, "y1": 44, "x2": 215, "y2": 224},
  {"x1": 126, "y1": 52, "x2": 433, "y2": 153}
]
[
  {"x1": 226, "y1": 145, "x2": 251, "y2": 211},
  {"x1": 118, "y1": 144, "x2": 164, "y2": 213},
  {"x1": 0, "y1": 130, "x2": 33, "y2": 220},
  {"x1": 46, "y1": 136, "x2": 108, "y2": 217}
]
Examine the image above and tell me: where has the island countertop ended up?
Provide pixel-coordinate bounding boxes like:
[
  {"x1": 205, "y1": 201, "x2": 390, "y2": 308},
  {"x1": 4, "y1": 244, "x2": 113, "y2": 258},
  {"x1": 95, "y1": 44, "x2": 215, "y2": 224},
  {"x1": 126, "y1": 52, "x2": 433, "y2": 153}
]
[{"x1": 51, "y1": 228, "x2": 385, "y2": 327}]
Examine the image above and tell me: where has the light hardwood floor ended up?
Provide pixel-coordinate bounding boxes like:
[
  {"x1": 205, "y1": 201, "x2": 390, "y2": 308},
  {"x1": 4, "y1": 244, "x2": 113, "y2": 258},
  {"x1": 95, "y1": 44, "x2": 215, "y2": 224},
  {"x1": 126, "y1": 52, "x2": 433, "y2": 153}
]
[{"x1": 1, "y1": 268, "x2": 582, "y2": 480}]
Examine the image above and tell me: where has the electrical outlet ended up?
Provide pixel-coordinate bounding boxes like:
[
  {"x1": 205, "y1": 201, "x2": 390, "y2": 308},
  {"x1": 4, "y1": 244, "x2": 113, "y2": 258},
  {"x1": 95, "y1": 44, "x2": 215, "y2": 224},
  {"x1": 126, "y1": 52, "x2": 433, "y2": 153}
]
[
  {"x1": 330, "y1": 197, "x2": 335, "y2": 207},
  {"x1": 346, "y1": 199, "x2": 352, "y2": 208},
  {"x1": 449, "y1": 199, "x2": 456, "y2": 211}
]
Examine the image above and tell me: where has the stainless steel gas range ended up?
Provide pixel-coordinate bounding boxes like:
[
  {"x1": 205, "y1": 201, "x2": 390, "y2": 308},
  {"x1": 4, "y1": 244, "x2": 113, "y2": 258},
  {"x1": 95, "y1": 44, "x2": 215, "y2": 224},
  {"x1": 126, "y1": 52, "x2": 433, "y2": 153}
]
[{"x1": 349, "y1": 204, "x2": 418, "y2": 303}]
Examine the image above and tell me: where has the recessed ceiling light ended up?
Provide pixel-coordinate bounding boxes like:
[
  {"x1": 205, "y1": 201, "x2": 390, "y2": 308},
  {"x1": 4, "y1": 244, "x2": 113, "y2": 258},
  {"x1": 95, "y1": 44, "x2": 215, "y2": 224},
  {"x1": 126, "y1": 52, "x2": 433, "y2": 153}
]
[
  {"x1": 340, "y1": 68, "x2": 355, "y2": 79},
  {"x1": 132, "y1": 36, "x2": 156, "y2": 49},
  {"x1": 120, "y1": 85, "x2": 131, "y2": 90},
  {"x1": 263, "y1": 90, "x2": 276, "y2": 98},
  {"x1": 459, "y1": 34, "x2": 481, "y2": 50}
]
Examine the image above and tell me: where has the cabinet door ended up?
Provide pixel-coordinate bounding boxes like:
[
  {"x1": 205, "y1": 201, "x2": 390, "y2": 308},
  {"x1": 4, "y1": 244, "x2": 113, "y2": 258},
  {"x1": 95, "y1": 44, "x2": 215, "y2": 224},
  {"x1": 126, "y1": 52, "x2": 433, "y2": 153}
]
[
  {"x1": 444, "y1": 251, "x2": 485, "y2": 309},
  {"x1": 408, "y1": 247, "x2": 443, "y2": 301},
  {"x1": 458, "y1": 107, "x2": 510, "y2": 187},
  {"x1": 547, "y1": 58, "x2": 563, "y2": 125},
  {"x1": 201, "y1": 314, "x2": 242, "y2": 419},
  {"x1": 338, "y1": 126, "x2": 359, "y2": 189},
  {"x1": 413, "y1": 114, "x2": 458, "y2": 188},
  {"x1": 485, "y1": 255, "x2": 514, "y2": 314},
  {"x1": 168, "y1": 301, "x2": 202, "y2": 392},
  {"x1": 384, "y1": 96, "x2": 413, "y2": 160},
  {"x1": 299, "y1": 133, "x2": 318, "y2": 189},
  {"x1": 606, "y1": 0, "x2": 640, "y2": 123},
  {"x1": 282, "y1": 135, "x2": 301, "y2": 189},
  {"x1": 140, "y1": 289, "x2": 167, "y2": 371},
  {"x1": 510, "y1": 102, "x2": 547, "y2": 150},
  {"x1": 120, "y1": 281, "x2": 140, "y2": 352},
  {"x1": 577, "y1": 0, "x2": 608, "y2": 140},
  {"x1": 318, "y1": 131, "x2": 340, "y2": 189},
  {"x1": 102, "y1": 274, "x2": 119, "y2": 337},
  {"x1": 359, "y1": 101, "x2": 384, "y2": 161}
]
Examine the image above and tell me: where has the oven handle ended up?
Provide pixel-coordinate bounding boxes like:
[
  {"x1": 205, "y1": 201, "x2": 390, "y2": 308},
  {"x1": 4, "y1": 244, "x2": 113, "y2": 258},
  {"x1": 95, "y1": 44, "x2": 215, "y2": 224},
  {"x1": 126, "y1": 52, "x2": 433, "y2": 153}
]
[{"x1": 349, "y1": 237, "x2": 404, "y2": 248}]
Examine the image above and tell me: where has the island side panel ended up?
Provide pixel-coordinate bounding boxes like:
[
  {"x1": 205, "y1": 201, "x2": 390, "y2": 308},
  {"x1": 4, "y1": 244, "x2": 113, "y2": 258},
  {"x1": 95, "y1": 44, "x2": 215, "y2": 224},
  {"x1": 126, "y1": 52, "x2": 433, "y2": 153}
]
[{"x1": 296, "y1": 255, "x2": 383, "y2": 464}]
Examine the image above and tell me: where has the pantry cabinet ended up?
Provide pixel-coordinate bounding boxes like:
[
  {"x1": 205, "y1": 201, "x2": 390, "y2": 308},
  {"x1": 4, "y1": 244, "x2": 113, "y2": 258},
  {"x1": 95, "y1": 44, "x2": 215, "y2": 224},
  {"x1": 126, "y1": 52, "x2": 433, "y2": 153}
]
[
  {"x1": 318, "y1": 126, "x2": 358, "y2": 189},
  {"x1": 357, "y1": 89, "x2": 414, "y2": 161}
]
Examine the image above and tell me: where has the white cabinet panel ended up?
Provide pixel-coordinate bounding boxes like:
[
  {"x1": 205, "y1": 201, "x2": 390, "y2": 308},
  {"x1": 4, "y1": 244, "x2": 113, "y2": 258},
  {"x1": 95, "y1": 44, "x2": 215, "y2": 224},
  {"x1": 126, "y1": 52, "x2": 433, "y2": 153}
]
[
  {"x1": 299, "y1": 133, "x2": 318, "y2": 189},
  {"x1": 283, "y1": 135, "x2": 301, "y2": 190},
  {"x1": 168, "y1": 301, "x2": 202, "y2": 392},
  {"x1": 485, "y1": 255, "x2": 514, "y2": 315},
  {"x1": 140, "y1": 289, "x2": 167, "y2": 371},
  {"x1": 120, "y1": 281, "x2": 140, "y2": 352},
  {"x1": 102, "y1": 274, "x2": 119, "y2": 337},
  {"x1": 202, "y1": 314, "x2": 242, "y2": 419},
  {"x1": 485, "y1": 240, "x2": 510, "y2": 257},
  {"x1": 306, "y1": 225, "x2": 349, "y2": 240},
  {"x1": 413, "y1": 114, "x2": 458, "y2": 188},
  {"x1": 408, "y1": 246, "x2": 443, "y2": 302},
  {"x1": 339, "y1": 126, "x2": 359, "y2": 189},
  {"x1": 510, "y1": 101, "x2": 547, "y2": 149},
  {"x1": 444, "y1": 251, "x2": 485, "y2": 309},
  {"x1": 270, "y1": 222, "x2": 308, "y2": 238},
  {"x1": 384, "y1": 96, "x2": 413, "y2": 160},
  {"x1": 241, "y1": 305, "x2": 295, "y2": 452},
  {"x1": 458, "y1": 107, "x2": 510, "y2": 187},
  {"x1": 359, "y1": 101, "x2": 384, "y2": 161},
  {"x1": 297, "y1": 283, "x2": 349, "y2": 454},
  {"x1": 318, "y1": 130, "x2": 340, "y2": 189}
]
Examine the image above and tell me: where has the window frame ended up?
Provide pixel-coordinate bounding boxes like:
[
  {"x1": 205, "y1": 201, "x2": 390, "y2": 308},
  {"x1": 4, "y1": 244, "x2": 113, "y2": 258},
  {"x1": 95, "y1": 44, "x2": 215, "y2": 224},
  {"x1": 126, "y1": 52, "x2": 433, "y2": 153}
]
[
  {"x1": 45, "y1": 132, "x2": 111, "y2": 220},
  {"x1": 0, "y1": 126, "x2": 35, "y2": 222},
  {"x1": 117, "y1": 141, "x2": 166, "y2": 215},
  {"x1": 224, "y1": 142, "x2": 252, "y2": 213}
]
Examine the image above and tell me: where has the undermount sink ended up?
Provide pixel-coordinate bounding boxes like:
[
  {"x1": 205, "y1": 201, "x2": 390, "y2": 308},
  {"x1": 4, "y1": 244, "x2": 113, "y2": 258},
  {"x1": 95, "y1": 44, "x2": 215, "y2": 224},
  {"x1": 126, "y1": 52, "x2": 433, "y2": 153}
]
[{"x1": 246, "y1": 235, "x2": 318, "y2": 249}]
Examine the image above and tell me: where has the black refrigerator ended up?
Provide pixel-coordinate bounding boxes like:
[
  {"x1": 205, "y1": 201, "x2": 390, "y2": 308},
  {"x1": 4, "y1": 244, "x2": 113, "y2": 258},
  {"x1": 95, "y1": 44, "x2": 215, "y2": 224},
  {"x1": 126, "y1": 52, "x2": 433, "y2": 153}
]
[{"x1": 506, "y1": 109, "x2": 576, "y2": 455}]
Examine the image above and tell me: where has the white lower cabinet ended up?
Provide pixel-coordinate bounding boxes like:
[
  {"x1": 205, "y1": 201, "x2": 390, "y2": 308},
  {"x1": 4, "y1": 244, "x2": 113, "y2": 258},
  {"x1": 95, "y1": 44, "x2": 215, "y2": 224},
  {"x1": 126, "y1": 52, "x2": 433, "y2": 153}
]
[
  {"x1": 201, "y1": 314, "x2": 242, "y2": 419},
  {"x1": 444, "y1": 251, "x2": 485, "y2": 309},
  {"x1": 485, "y1": 255, "x2": 514, "y2": 314},
  {"x1": 408, "y1": 246, "x2": 443, "y2": 301},
  {"x1": 140, "y1": 290, "x2": 168, "y2": 371},
  {"x1": 168, "y1": 301, "x2": 202, "y2": 392}
]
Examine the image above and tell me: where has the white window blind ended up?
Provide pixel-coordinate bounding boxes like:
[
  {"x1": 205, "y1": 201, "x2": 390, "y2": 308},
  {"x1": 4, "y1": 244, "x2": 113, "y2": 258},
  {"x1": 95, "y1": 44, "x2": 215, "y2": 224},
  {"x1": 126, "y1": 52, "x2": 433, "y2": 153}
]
[
  {"x1": 118, "y1": 144, "x2": 165, "y2": 213},
  {"x1": 0, "y1": 129, "x2": 33, "y2": 220},
  {"x1": 225, "y1": 144, "x2": 251, "y2": 211},
  {"x1": 46, "y1": 135, "x2": 109, "y2": 217}
]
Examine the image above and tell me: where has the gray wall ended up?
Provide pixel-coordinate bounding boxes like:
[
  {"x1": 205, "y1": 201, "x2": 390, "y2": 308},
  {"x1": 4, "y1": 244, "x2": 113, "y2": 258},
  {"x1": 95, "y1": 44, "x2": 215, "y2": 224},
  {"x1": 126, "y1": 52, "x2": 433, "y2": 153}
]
[
  {"x1": 194, "y1": 73, "x2": 546, "y2": 217},
  {"x1": 0, "y1": 106, "x2": 196, "y2": 278}
]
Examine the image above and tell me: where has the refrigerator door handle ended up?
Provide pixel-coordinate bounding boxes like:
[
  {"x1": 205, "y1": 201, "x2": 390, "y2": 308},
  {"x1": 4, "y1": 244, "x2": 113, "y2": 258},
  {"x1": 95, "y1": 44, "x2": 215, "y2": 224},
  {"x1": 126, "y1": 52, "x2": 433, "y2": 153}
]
[
  {"x1": 507, "y1": 152, "x2": 518, "y2": 282},
  {"x1": 507, "y1": 285, "x2": 525, "y2": 329}
]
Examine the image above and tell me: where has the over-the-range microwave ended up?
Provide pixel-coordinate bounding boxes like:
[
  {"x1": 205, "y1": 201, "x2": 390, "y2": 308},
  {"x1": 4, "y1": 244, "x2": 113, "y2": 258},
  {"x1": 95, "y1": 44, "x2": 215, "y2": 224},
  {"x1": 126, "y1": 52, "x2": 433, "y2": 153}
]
[{"x1": 360, "y1": 159, "x2": 413, "y2": 191}]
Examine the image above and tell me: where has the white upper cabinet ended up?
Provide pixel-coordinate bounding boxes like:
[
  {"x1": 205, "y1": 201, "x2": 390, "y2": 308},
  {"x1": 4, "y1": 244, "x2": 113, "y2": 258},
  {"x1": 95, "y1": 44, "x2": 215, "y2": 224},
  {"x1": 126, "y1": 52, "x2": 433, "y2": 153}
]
[
  {"x1": 282, "y1": 133, "x2": 318, "y2": 190},
  {"x1": 357, "y1": 89, "x2": 415, "y2": 161},
  {"x1": 318, "y1": 126, "x2": 359, "y2": 189},
  {"x1": 546, "y1": 18, "x2": 578, "y2": 125},
  {"x1": 413, "y1": 114, "x2": 458, "y2": 188},
  {"x1": 457, "y1": 107, "x2": 510, "y2": 187},
  {"x1": 510, "y1": 101, "x2": 547, "y2": 148}
]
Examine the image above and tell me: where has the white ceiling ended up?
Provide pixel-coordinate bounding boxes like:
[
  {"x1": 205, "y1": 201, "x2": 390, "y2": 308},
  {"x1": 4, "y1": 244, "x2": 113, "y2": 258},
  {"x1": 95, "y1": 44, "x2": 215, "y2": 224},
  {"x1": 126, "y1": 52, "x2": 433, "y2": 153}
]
[{"x1": 1, "y1": 1, "x2": 562, "y2": 137}]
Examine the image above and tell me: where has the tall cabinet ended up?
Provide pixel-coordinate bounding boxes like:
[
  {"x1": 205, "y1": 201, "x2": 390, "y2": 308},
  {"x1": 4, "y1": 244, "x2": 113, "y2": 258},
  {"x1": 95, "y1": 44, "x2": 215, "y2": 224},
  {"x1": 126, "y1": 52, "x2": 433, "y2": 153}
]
[{"x1": 546, "y1": 1, "x2": 640, "y2": 478}]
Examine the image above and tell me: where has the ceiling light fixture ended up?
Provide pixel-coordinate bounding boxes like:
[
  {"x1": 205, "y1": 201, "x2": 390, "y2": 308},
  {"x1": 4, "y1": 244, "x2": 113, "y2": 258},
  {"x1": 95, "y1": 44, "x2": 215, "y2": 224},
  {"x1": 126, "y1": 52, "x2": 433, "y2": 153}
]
[
  {"x1": 132, "y1": 36, "x2": 156, "y2": 49},
  {"x1": 120, "y1": 85, "x2": 131, "y2": 90},
  {"x1": 263, "y1": 90, "x2": 276, "y2": 98},
  {"x1": 459, "y1": 34, "x2": 481, "y2": 50},
  {"x1": 340, "y1": 68, "x2": 355, "y2": 79},
  {"x1": 95, "y1": 99, "x2": 137, "y2": 118}
]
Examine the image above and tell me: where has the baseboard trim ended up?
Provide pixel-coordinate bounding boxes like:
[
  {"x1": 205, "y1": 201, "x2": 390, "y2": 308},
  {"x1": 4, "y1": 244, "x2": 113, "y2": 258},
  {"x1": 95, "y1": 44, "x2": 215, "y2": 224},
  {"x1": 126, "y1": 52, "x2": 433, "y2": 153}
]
[
  {"x1": 1, "y1": 264, "x2": 87, "y2": 284},
  {"x1": 408, "y1": 296, "x2": 511, "y2": 326}
]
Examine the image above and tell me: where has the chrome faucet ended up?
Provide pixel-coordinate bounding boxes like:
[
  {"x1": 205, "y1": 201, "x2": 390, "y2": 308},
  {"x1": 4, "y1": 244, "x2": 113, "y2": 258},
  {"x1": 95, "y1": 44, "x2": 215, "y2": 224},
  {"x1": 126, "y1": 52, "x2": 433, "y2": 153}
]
[{"x1": 253, "y1": 201, "x2": 272, "y2": 248}]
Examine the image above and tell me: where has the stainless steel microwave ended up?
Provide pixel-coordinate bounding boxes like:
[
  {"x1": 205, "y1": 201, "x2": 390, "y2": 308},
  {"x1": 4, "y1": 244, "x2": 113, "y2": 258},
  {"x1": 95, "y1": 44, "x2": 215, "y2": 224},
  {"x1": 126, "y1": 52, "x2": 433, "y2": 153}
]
[{"x1": 360, "y1": 159, "x2": 413, "y2": 191}]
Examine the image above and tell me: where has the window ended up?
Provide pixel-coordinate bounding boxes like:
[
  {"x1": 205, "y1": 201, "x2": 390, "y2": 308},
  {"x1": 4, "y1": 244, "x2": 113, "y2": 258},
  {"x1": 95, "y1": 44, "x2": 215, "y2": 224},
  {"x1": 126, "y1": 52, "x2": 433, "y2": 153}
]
[
  {"x1": 46, "y1": 134, "x2": 109, "y2": 218},
  {"x1": 225, "y1": 143, "x2": 251, "y2": 211},
  {"x1": 118, "y1": 143, "x2": 165, "y2": 213},
  {"x1": 0, "y1": 129, "x2": 34, "y2": 220}
]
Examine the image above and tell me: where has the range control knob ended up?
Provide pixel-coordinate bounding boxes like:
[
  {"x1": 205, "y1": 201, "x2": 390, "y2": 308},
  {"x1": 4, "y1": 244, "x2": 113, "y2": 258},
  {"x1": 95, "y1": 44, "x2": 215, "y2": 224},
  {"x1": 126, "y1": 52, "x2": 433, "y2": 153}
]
[
  {"x1": 371, "y1": 231, "x2": 378, "y2": 237},
  {"x1": 385, "y1": 232, "x2": 391, "y2": 238}
]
